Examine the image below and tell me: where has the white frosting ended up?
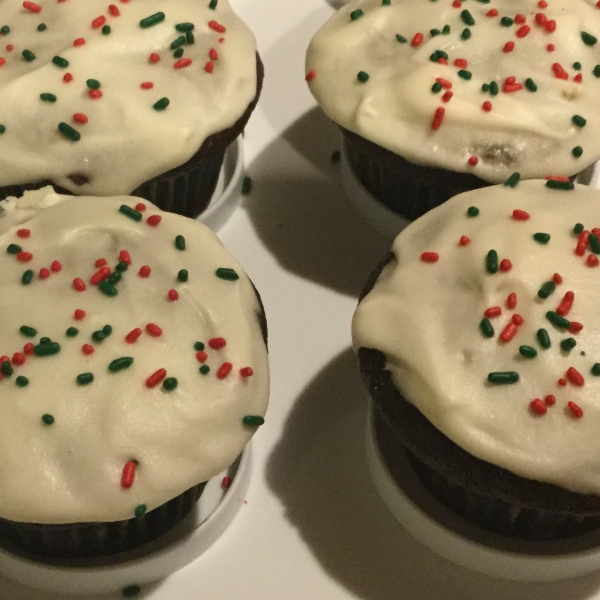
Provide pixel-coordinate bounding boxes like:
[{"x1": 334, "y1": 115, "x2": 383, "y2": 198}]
[
  {"x1": 307, "y1": 0, "x2": 600, "y2": 182},
  {"x1": 353, "y1": 180, "x2": 600, "y2": 496},
  {"x1": 0, "y1": 0, "x2": 257, "y2": 195},
  {"x1": 0, "y1": 188, "x2": 269, "y2": 523}
]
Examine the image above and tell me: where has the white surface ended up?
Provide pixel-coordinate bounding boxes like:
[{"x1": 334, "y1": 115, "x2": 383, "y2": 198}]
[{"x1": 4, "y1": 0, "x2": 600, "y2": 598}]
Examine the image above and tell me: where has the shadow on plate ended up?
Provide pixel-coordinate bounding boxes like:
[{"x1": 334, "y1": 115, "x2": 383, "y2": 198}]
[
  {"x1": 266, "y1": 348, "x2": 600, "y2": 600},
  {"x1": 243, "y1": 108, "x2": 390, "y2": 297}
]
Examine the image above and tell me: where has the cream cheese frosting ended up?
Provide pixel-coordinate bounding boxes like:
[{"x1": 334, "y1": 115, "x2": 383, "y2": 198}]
[
  {"x1": 306, "y1": 0, "x2": 600, "y2": 182},
  {"x1": 0, "y1": 0, "x2": 258, "y2": 195},
  {"x1": 0, "y1": 188, "x2": 269, "y2": 523},
  {"x1": 353, "y1": 179, "x2": 600, "y2": 496}
]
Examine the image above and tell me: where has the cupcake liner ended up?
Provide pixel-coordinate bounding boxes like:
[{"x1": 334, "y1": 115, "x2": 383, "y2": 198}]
[{"x1": 0, "y1": 482, "x2": 206, "y2": 562}]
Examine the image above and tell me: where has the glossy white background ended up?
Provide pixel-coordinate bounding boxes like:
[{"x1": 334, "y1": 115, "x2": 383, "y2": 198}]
[{"x1": 3, "y1": 0, "x2": 600, "y2": 598}]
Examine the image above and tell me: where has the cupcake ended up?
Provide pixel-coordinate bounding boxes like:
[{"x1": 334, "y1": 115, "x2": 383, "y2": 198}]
[
  {"x1": 353, "y1": 179, "x2": 600, "y2": 540},
  {"x1": 306, "y1": 0, "x2": 600, "y2": 220},
  {"x1": 0, "y1": 187, "x2": 269, "y2": 561},
  {"x1": 0, "y1": 0, "x2": 263, "y2": 218}
]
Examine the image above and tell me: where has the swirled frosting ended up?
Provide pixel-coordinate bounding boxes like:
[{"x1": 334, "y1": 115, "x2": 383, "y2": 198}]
[
  {"x1": 353, "y1": 179, "x2": 600, "y2": 495},
  {"x1": 0, "y1": 188, "x2": 269, "y2": 523},
  {"x1": 0, "y1": 0, "x2": 257, "y2": 195},
  {"x1": 307, "y1": 0, "x2": 600, "y2": 182}
]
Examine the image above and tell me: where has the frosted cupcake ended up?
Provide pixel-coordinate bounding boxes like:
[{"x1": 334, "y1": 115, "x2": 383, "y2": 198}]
[{"x1": 307, "y1": 0, "x2": 600, "y2": 219}]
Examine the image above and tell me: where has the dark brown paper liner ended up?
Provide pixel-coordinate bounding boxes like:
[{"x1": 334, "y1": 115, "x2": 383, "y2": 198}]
[
  {"x1": 0, "y1": 482, "x2": 206, "y2": 562},
  {"x1": 357, "y1": 253, "x2": 600, "y2": 541},
  {"x1": 0, "y1": 54, "x2": 264, "y2": 219}
]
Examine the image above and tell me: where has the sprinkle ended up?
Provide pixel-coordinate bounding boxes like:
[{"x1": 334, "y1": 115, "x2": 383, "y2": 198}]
[
  {"x1": 119, "y1": 250, "x2": 131, "y2": 265},
  {"x1": 109, "y1": 357, "x2": 134, "y2": 372},
  {"x1": 139, "y1": 266, "x2": 151, "y2": 278},
  {"x1": 582, "y1": 31, "x2": 598, "y2": 46},
  {"x1": 396, "y1": 34, "x2": 407, "y2": 43},
  {"x1": 209, "y1": 337, "x2": 226, "y2": 350},
  {"x1": 146, "y1": 323, "x2": 162, "y2": 337},
  {"x1": 147, "y1": 215, "x2": 161, "y2": 227},
  {"x1": 519, "y1": 346, "x2": 537, "y2": 359},
  {"x1": 499, "y1": 322, "x2": 518, "y2": 342},
  {"x1": 569, "y1": 322, "x2": 583, "y2": 333},
  {"x1": 221, "y1": 476, "x2": 233, "y2": 488},
  {"x1": 174, "y1": 235, "x2": 186, "y2": 251},
  {"x1": 194, "y1": 342, "x2": 205, "y2": 351},
  {"x1": 140, "y1": 12, "x2": 165, "y2": 28},
  {"x1": 208, "y1": 20, "x2": 226, "y2": 33},
  {"x1": 530, "y1": 399, "x2": 547, "y2": 415},
  {"x1": 39, "y1": 268, "x2": 50, "y2": 279},
  {"x1": 16, "y1": 251, "x2": 32, "y2": 262},
  {"x1": 77, "y1": 373, "x2": 94, "y2": 385},
  {"x1": 58, "y1": 122, "x2": 80, "y2": 142},
  {"x1": 587, "y1": 254, "x2": 599, "y2": 267},
  {"x1": 568, "y1": 401, "x2": 584, "y2": 418},
  {"x1": 215, "y1": 268, "x2": 239, "y2": 281},
  {"x1": 121, "y1": 461, "x2": 136, "y2": 488},
  {"x1": 23, "y1": 2, "x2": 42, "y2": 13},
  {"x1": 125, "y1": 328, "x2": 142, "y2": 343},
  {"x1": 243, "y1": 415, "x2": 265, "y2": 426},
  {"x1": 459, "y1": 236, "x2": 470, "y2": 246},
  {"x1": 149, "y1": 53, "x2": 160, "y2": 63},
  {"x1": 199, "y1": 365, "x2": 210, "y2": 375},
  {"x1": 592, "y1": 364, "x2": 600, "y2": 376},
  {"x1": 163, "y1": 377, "x2": 178, "y2": 391},
  {"x1": 91, "y1": 266, "x2": 111, "y2": 285},
  {"x1": 467, "y1": 156, "x2": 478, "y2": 166},
  {"x1": 305, "y1": 70, "x2": 316, "y2": 82},
  {"x1": 479, "y1": 318, "x2": 494, "y2": 338},
  {"x1": 556, "y1": 291, "x2": 574, "y2": 316},
  {"x1": 350, "y1": 9, "x2": 363, "y2": 20},
  {"x1": 99, "y1": 280, "x2": 117, "y2": 297},
  {"x1": 482, "y1": 101, "x2": 492, "y2": 112},
  {"x1": 41, "y1": 414, "x2": 54, "y2": 425},
  {"x1": 73, "y1": 38, "x2": 85, "y2": 47},
  {"x1": 546, "y1": 311, "x2": 570, "y2": 329},
  {"x1": 153, "y1": 98, "x2": 170, "y2": 111},
  {"x1": 461, "y1": 28, "x2": 471, "y2": 40},
  {"x1": 134, "y1": 505, "x2": 146, "y2": 518},
  {"x1": 484, "y1": 306, "x2": 502, "y2": 318},
  {"x1": 485, "y1": 250, "x2": 498, "y2": 274},
  {"x1": 512, "y1": 314, "x2": 524, "y2": 326},
  {"x1": 538, "y1": 281, "x2": 556, "y2": 299},
  {"x1": 21, "y1": 270, "x2": 33, "y2": 285},
  {"x1": 503, "y1": 41, "x2": 515, "y2": 53},
  {"x1": 512, "y1": 209, "x2": 529, "y2": 221},
  {"x1": 240, "y1": 367, "x2": 253, "y2": 378},
  {"x1": 536, "y1": 328, "x2": 551, "y2": 349},
  {"x1": 460, "y1": 9, "x2": 475, "y2": 26},
  {"x1": 411, "y1": 32, "x2": 423, "y2": 47},
  {"x1": 63, "y1": 73, "x2": 73, "y2": 83},
  {"x1": 168, "y1": 289, "x2": 179, "y2": 301},
  {"x1": 119, "y1": 205, "x2": 142, "y2": 222},
  {"x1": 442, "y1": 92, "x2": 453, "y2": 103},
  {"x1": 21, "y1": 49, "x2": 35, "y2": 62},
  {"x1": 421, "y1": 252, "x2": 439, "y2": 263},
  {"x1": 457, "y1": 70, "x2": 472, "y2": 80},
  {"x1": 82, "y1": 344, "x2": 94, "y2": 355},
  {"x1": 34, "y1": 341, "x2": 60, "y2": 357},
  {"x1": 196, "y1": 351, "x2": 207, "y2": 363},
  {"x1": 561, "y1": 338, "x2": 577, "y2": 351},
  {"x1": 467, "y1": 206, "x2": 479, "y2": 218},
  {"x1": 174, "y1": 58, "x2": 192, "y2": 69},
  {"x1": 175, "y1": 23, "x2": 195, "y2": 32},
  {"x1": 12, "y1": 353, "x2": 25, "y2": 366},
  {"x1": 487, "y1": 372, "x2": 519, "y2": 384},
  {"x1": 217, "y1": 362, "x2": 232, "y2": 379},
  {"x1": 15, "y1": 376, "x2": 28, "y2": 387},
  {"x1": 109, "y1": 4, "x2": 120, "y2": 16},
  {"x1": 357, "y1": 71, "x2": 369, "y2": 83},
  {"x1": 572, "y1": 115, "x2": 587, "y2": 128},
  {"x1": 516, "y1": 25, "x2": 530, "y2": 38},
  {"x1": 66, "y1": 327, "x2": 79, "y2": 337},
  {"x1": 572, "y1": 146, "x2": 584, "y2": 158},
  {"x1": 121, "y1": 585, "x2": 141, "y2": 598},
  {"x1": 19, "y1": 325, "x2": 37, "y2": 338},
  {"x1": 553, "y1": 273, "x2": 563, "y2": 285},
  {"x1": 533, "y1": 233, "x2": 551, "y2": 244}
]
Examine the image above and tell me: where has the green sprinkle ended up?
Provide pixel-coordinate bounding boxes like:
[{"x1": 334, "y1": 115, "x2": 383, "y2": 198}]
[
  {"x1": 19, "y1": 326, "x2": 37, "y2": 337},
  {"x1": 560, "y1": 338, "x2": 577, "y2": 351},
  {"x1": 479, "y1": 318, "x2": 494, "y2": 338},
  {"x1": 461, "y1": 9, "x2": 475, "y2": 25},
  {"x1": 122, "y1": 585, "x2": 141, "y2": 598},
  {"x1": 102, "y1": 25, "x2": 111, "y2": 35},
  {"x1": 92, "y1": 330, "x2": 107, "y2": 342},
  {"x1": 108, "y1": 357, "x2": 134, "y2": 372},
  {"x1": 243, "y1": 415, "x2": 265, "y2": 426},
  {"x1": 86, "y1": 79, "x2": 101, "y2": 89},
  {"x1": 170, "y1": 35, "x2": 186, "y2": 50},
  {"x1": 52, "y1": 56, "x2": 69, "y2": 68},
  {"x1": 37, "y1": 23, "x2": 46, "y2": 31},
  {"x1": 500, "y1": 16, "x2": 513, "y2": 27},
  {"x1": 134, "y1": 505, "x2": 147, "y2": 518},
  {"x1": 163, "y1": 377, "x2": 178, "y2": 391},
  {"x1": 153, "y1": 97, "x2": 170, "y2": 111},
  {"x1": 430, "y1": 29, "x2": 441, "y2": 37},
  {"x1": 175, "y1": 235, "x2": 186, "y2": 250},
  {"x1": 572, "y1": 146, "x2": 584, "y2": 158},
  {"x1": 396, "y1": 33, "x2": 407, "y2": 43},
  {"x1": 357, "y1": 71, "x2": 370, "y2": 82},
  {"x1": 33, "y1": 342, "x2": 60, "y2": 356},
  {"x1": 1, "y1": 361, "x2": 13, "y2": 377},
  {"x1": 140, "y1": 12, "x2": 165, "y2": 28},
  {"x1": 429, "y1": 52, "x2": 440, "y2": 63},
  {"x1": 525, "y1": 78, "x2": 537, "y2": 92},
  {"x1": 538, "y1": 281, "x2": 556, "y2": 299},
  {"x1": 15, "y1": 376, "x2": 29, "y2": 387},
  {"x1": 546, "y1": 179, "x2": 574, "y2": 191},
  {"x1": 442, "y1": 24, "x2": 451, "y2": 34},
  {"x1": 173, "y1": 47, "x2": 184, "y2": 58},
  {"x1": 591, "y1": 363, "x2": 600, "y2": 376},
  {"x1": 99, "y1": 280, "x2": 118, "y2": 297},
  {"x1": 350, "y1": 9, "x2": 364, "y2": 20},
  {"x1": 382, "y1": 0, "x2": 391, "y2": 5},
  {"x1": 431, "y1": 81, "x2": 443, "y2": 93},
  {"x1": 546, "y1": 311, "x2": 570, "y2": 329},
  {"x1": 594, "y1": 65, "x2": 600, "y2": 78},
  {"x1": 66, "y1": 327, "x2": 79, "y2": 337},
  {"x1": 108, "y1": 272, "x2": 121, "y2": 285},
  {"x1": 39, "y1": 337, "x2": 51, "y2": 345},
  {"x1": 537, "y1": 327, "x2": 551, "y2": 349},
  {"x1": 40, "y1": 93, "x2": 57, "y2": 103},
  {"x1": 573, "y1": 62, "x2": 582, "y2": 71},
  {"x1": 487, "y1": 372, "x2": 519, "y2": 384},
  {"x1": 581, "y1": 31, "x2": 598, "y2": 46},
  {"x1": 177, "y1": 269, "x2": 188, "y2": 282},
  {"x1": 215, "y1": 267, "x2": 239, "y2": 281},
  {"x1": 533, "y1": 232, "x2": 551, "y2": 244},
  {"x1": 7, "y1": 244, "x2": 21, "y2": 254},
  {"x1": 41, "y1": 414, "x2": 55, "y2": 426},
  {"x1": 572, "y1": 115, "x2": 587, "y2": 128},
  {"x1": 574, "y1": 223, "x2": 584, "y2": 234},
  {"x1": 486, "y1": 249, "x2": 498, "y2": 274},
  {"x1": 22, "y1": 49, "x2": 36, "y2": 61},
  {"x1": 22, "y1": 270, "x2": 33, "y2": 285},
  {"x1": 0, "y1": 125, "x2": 5, "y2": 135},
  {"x1": 186, "y1": 31, "x2": 194, "y2": 44},
  {"x1": 194, "y1": 341, "x2": 205, "y2": 351},
  {"x1": 76, "y1": 373, "x2": 94, "y2": 386},
  {"x1": 467, "y1": 206, "x2": 479, "y2": 217},
  {"x1": 209, "y1": 0, "x2": 218, "y2": 8},
  {"x1": 504, "y1": 172, "x2": 521, "y2": 188},
  {"x1": 0, "y1": 26, "x2": 9, "y2": 35},
  {"x1": 489, "y1": 81, "x2": 499, "y2": 96},
  {"x1": 175, "y1": 23, "x2": 194, "y2": 32},
  {"x1": 482, "y1": 83, "x2": 490, "y2": 92},
  {"x1": 116, "y1": 262, "x2": 128, "y2": 273},
  {"x1": 331, "y1": 150, "x2": 341, "y2": 163},
  {"x1": 242, "y1": 176, "x2": 252, "y2": 194},
  {"x1": 457, "y1": 69, "x2": 472, "y2": 80},
  {"x1": 519, "y1": 346, "x2": 537, "y2": 359},
  {"x1": 589, "y1": 233, "x2": 600, "y2": 254},
  {"x1": 199, "y1": 365, "x2": 210, "y2": 375},
  {"x1": 461, "y1": 28, "x2": 471, "y2": 40},
  {"x1": 103, "y1": 325, "x2": 113, "y2": 336},
  {"x1": 58, "y1": 122, "x2": 80, "y2": 142}
]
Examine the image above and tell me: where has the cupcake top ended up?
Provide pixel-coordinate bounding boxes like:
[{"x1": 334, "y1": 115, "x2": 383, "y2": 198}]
[
  {"x1": 0, "y1": 188, "x2": 269, "y2": 524},
  {"x1": 306, "y1": 0, "x2": 600, "y2": 183},
  {"x1": 0, "y1": 0, "x2": 257, "y2": 196},
  {"x1": 353, "y1": 179, "x2": 600, "y2": 496}
]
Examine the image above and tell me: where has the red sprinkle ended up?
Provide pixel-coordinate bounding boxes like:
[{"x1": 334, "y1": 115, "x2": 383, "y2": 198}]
[
  {"x1": 140, "y1": 82, "x2": 153, "y2": 89},
  {"x1": 204, "y1": 61, "x2": 214, "y2": 73},
  {"x1": 507, "y1": 293, "x2": 517, "y2": 309},
  {"x1": 175, "y1": 58, "x2": 193, "y2": 69},
  {"x1": 499, "y1": 259, "x2": 512, "y2": 272},
  {"x1": 221, "y1": 476, "x2": 233, "y2": 488},
  {"x1": 72, "y1": 113, "x2": 89, "y2": 125},
  {"x1": 209, "y1": 48, "x2": 218, "y2": 60},
  {"x1": 119, "y1": 250, "x2": 131, "y2": 265},
  {"x1": 51, "y1": 260, "x2": 62, "y2": 272},
  {"x1": 240, "y1": 367, "x2": 254, "y2": 378},
  {"x1": 467, "y1": 156, "x2": 478, "y2": 167},
  {"x1": 516, "y1": 25, "x2": 531, "y2": 38},
  {"x1": 452, "y1": 0, "x2": 461, "y2": 7},
  {"x1": 575, "y1": 230, "x2": 590, "y2": 256},
  {"x1": 544, "y1": 394, "x2": 556, "y2": 406},
  {"x1": 23, "y1": 343, "x2": 34, "y2": 355},
  {"x1": 82, "y1": 344, "x2": 94, "y2": 355},
  {"x1": 435, "y1": 78, "x2": 452, "y2": 90},
  {"x1": 558, "y1": 378, "x2": 567, "y2": 387},
  {"x1": 505, "y1": 77, "x2": 516, "y2": 85},
  {"x1": 12, "y1": 352, "x2": 25, "y2": 366},
  {"x1": 149, "y1": 53, "x2": 160, "y2": 63},
  {"x1": 121, "y1": 461, "x2": 136, "y2": 489},
  {"x1": 535, "y1": 13, "x2": 548, "y2": 26},
  {"x1": 530, "y1": 399, "x2": 547, "y2": 415},
  {"x1": 147, "y1": 215, "x2": 162, "y2": 227},
  {"x1": 500, "y1": 322, "x2": 518, "y2": 342},
  {"x1": 545, "y1": 19, "x2": 556, "y2": 33},
  {"x1": 556, "y1": 291, "x2": 574, "y2": 316},
  {"x1": 108, "y1": 4, "x2": 120, "y2": 16},
  {"x1": 482, "y1": 101, "x2": 492, "y2": 112},
  {"x1": 503, "y1": 41, "x2": 515, "y2": 53},
  {"x1": 23, "y1": 2, "x2": 42, "y2": 13},
  {"x1": 168, "y1": 289, "x2": 179, "y2": 301},
  {"x1": 16, "y1": 229, "x2": 30, "y2": 238},
  {"x1": 5, "y1": 45, "x2": 12, "y2": 52},
  {"x1": 125, "y1": 328, "x2": 142, "y2": 344},
  {"x1": 38, "y1": 267, "x2": 50, "y2": 279},
  {"x1": 484, "y1": 306, "x2": 502, "y2": 318},
  {"x1": 208, "y1": 20, "x2": 226, "y2": 33},
  {"x1": 89, "y1": 89, "x2": 102, "y2": 99},
  {"x1": 453, "y1": 58, "x2": 467, "y2": 68},
  {"x1": 586, "y1": 254, "x2": 599, "y2": 267},
  {"x1": 135, "y1": 203, "x2": 146, "y2": 212},
  {"x1": 74, "y1": 309, "x2": 86, "y2": 320},
  {"x1": 431, "y1": 107, "x2": 445, "y2": 131},
  {"x1": 411, "y1": 32, "x2": 423, "y2": 47},
  {"x1": 512, "y1": 209, "x2": 529, "y2": 221},
  {"x1": 459, "y1": 235, "x2": 470, "y2": 246},
  {"x1": 568, "y1": 401, "x2": 584, "y2": 418},
  {"x1": 503, "y1": 83, "x2": 523, "y2": 93},
  {"x1": 553, "y1": 273, "x2": 563, "y2": 284},
  {"x1": 139, "y1": 265, "x2": 151, "y2": 278},
  {"x1": 441, "y1": 91, "x2": 453, "y2": 103},
  {"x1": 567, "y1": 367, "x2": 584, "y2": 387},
  {"x1": 568, "y1": 321, "x2": 583, "y2": 333},
  {"x1": 92, "y1": 15, "x2": 106, "y2": 28},
  {"x1": 90, "y1": 266, "x2": 111, "y2": 285},
  {"x1": 552, "y1": 63, "x2": 568, "y2": 80},
  {"x1": 0, "y1": 356, "x2": 9, "y2": 365},
  {"x1": 196, "y1": 351, "x2": 208, "y2": 363},
  {"x1": 486, "y1": 9, "x2": 499, "y2": 17},
  {"x1": 512, "y1": 314, "x2": 524, "y2": 326},
  {"x1": 547, "y1": 44, "x2": 555, "y2": 52},
  {"x1": 514, "y1": 14, "x2": 527, "y2": 24},
  {"x1": 574, "y1": 73, "x2": 583, "y2": 83},
  {"x1": 209, "y1": 337, "x2": 227, "y2": 350},
  {"x1": 217, "y1": 362, "x2": 233, "y2": 379},
  {"x1": 305, "y1": 70, "x2": 316, "y2": 82},
  {"x1": 146, "y1": 323, "x2": 162, "y2": 337},
  {"x1": 73, "y1": 38, "x2": 86, "y2": 47},
  {"x1": 146, "y1": 368, "x2": 167, "y2": 389},
  {"x1": 73, "y1": 278, "x2": 86, "y2": 291},
  {"x1": 63, "y1": 72, "x2": 73, "y2": 83},
  {"x1": 421, "y1": 251, "x2": 439, "y2": 263},
  {"x1": 16, "y1": 251, "x2": 33, "y2": 262},
  {"x1": 538, "y1": 0, "x2": 548, "y2": 7}
]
